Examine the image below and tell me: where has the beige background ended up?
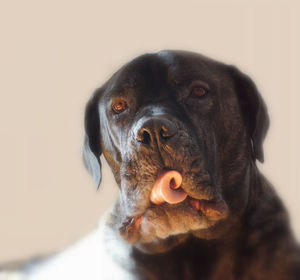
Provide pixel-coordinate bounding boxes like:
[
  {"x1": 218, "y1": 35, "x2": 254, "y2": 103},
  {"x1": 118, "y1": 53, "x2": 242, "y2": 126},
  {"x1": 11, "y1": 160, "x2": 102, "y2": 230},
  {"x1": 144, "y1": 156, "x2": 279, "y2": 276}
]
[{"x1": 0, "y1": 0, "x2": 299, "y2": 263}]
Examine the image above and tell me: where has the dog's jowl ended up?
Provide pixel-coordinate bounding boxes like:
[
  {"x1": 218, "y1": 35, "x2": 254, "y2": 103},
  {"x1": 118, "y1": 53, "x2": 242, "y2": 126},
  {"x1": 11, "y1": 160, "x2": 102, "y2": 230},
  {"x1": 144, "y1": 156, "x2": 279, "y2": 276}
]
[{"x1": 83, "y1": 50, "x2": 300, "y2": 279}]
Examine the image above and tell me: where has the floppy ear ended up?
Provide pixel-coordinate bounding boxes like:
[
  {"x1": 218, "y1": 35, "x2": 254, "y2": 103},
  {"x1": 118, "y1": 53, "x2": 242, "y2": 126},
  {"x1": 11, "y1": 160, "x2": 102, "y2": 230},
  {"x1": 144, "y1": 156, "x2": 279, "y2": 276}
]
[
  {"x1": 230, "y1": 66, "x2": 270, "y2": 163},
  {"x1": 83, "y1": 88, "x2": 103, "y2": 189}
]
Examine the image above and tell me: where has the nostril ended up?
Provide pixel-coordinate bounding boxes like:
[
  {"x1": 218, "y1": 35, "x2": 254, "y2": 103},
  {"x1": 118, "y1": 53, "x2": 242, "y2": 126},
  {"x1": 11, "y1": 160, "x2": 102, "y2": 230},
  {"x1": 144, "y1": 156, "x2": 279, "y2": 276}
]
[
  {"x1": 137, "y1": 129, "x2": 152, "y2": 145},
  {"x1": 142, "y1": 130, "x2": 151, "y2": 145}
]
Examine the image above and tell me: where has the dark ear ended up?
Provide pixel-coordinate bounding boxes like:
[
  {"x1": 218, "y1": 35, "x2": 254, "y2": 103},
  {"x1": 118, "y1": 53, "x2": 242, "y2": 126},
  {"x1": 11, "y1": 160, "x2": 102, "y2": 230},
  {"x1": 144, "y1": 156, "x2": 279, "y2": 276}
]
[
  {"x1": 83, "y1": 88, "x2": 103, "y2": 188},
  {"x1": 230, "y1": 66, "x2": 270, "y2": 163}
]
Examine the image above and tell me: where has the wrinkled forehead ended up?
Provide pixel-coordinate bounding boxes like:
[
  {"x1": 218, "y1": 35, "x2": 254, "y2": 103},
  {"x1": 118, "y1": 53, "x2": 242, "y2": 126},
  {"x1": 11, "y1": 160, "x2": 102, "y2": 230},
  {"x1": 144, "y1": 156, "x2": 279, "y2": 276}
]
[{"x1": 105, "y1": 50, "x2": 226, "y2": 93}]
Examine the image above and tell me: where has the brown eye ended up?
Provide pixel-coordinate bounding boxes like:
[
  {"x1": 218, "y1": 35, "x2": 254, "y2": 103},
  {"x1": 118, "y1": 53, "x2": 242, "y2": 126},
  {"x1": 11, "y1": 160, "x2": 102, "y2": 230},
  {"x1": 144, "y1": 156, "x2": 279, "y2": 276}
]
[
  {"x1": 112, "y1": 99, "x2": 127, "y2": 114},
  {"x1": 191, "y1": 86, "x2": 207, "y2": 97}
]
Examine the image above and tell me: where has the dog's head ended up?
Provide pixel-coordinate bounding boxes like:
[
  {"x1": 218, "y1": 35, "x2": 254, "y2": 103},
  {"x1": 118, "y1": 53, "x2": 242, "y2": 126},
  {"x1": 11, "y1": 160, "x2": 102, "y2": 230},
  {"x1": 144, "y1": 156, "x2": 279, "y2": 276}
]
[{"x1": 83, "y1": 50, "x2": 269, "y2": 253}]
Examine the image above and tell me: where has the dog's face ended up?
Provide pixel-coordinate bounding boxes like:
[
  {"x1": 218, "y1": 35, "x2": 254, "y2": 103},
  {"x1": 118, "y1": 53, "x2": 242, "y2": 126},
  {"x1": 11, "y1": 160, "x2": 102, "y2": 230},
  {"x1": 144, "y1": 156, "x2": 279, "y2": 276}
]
[{"x1": 83, "y1": 50, "x2": 269, "y2": 254}]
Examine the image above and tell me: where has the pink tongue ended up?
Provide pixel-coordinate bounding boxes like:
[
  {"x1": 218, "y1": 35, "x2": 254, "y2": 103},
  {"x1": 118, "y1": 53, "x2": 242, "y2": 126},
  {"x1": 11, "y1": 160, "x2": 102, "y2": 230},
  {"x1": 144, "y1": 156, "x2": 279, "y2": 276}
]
[{"x1": 150, "y1": 170, "x2": 187, "y2": 205}]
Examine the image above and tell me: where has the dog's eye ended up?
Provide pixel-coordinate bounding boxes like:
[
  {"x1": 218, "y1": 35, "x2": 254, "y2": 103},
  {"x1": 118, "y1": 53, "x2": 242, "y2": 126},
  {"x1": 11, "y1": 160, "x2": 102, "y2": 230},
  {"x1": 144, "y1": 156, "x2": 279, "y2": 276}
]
[
  {"x1": 112, "y1": 99, "x2": 127, "y2": 114},
  {"x1": 190, "y1": 86, "x2": 207, "y2": 98}
]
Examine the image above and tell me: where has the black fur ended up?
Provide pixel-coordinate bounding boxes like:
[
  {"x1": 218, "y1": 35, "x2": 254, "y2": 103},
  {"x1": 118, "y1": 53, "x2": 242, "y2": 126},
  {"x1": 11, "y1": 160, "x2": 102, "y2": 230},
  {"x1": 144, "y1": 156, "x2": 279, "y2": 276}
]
[{"x1": 83, "y1": 50, "x2": 300, "y2": 279}]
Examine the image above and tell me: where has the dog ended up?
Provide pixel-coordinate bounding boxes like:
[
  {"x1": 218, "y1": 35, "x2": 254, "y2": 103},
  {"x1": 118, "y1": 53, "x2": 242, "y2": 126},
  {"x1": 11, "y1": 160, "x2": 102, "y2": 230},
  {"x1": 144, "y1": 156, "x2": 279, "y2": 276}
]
[
  {"x1": 80, "y1": 50, "x2": 300, "y2": 279},
  {"x1": 5, "y1": 50, "x2": 299, "y2": 280}
]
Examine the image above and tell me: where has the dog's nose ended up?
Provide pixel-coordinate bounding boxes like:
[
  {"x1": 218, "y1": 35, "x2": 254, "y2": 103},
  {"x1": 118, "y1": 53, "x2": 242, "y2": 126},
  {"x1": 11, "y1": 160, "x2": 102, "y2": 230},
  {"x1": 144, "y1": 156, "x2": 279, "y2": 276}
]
[{"x1": 136, "y1": 117, "x2": 177, "y2": 147}]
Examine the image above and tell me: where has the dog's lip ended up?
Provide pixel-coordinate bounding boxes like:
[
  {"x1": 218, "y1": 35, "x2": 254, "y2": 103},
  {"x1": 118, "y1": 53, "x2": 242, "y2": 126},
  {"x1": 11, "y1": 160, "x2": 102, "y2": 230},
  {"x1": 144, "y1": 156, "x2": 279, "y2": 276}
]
[
  {"x1": 136, "y1": 196, "x2": 228, "y2": 226},
  {"x1": 149, "y1": 169, "x2": 224, "y2": 215},
  {"x1": 187, "y1": 197, "x2": 229, "y2": 219},
  {"x1": 150, "y1": 168, "x2": 213, "y2": 202}
]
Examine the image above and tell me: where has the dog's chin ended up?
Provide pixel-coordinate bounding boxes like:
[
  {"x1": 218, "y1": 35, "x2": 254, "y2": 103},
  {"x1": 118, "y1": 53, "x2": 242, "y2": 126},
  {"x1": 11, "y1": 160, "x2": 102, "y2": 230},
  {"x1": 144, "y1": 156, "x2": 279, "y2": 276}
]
[
  {"x1": 134, "y1": 233, "x2": 189, "y2": 254},
  {"x1": 118, "y1": 198, "x2": 229, "y2": 254},
  {"x1": 133, "y1": 215, "x2": 234, "y2": 254}
]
